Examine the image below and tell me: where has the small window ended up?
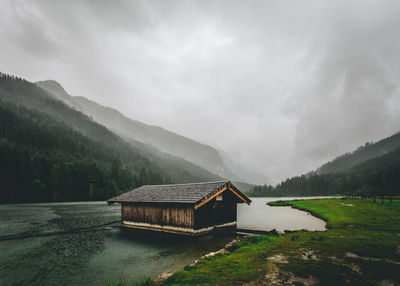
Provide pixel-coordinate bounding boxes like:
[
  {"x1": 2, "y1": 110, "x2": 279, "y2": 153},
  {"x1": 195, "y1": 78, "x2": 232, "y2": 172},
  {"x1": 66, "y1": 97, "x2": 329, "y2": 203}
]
[{"x1": 216, "y1": 194, "x2": 223, "y2": 201}]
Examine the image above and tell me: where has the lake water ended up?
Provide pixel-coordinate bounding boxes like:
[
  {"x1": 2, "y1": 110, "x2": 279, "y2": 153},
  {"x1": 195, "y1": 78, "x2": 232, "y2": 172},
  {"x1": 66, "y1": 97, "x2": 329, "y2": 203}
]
[
  {"x1": 238, "y1": 197, "x2": 327, "y2": 231},
  {"x1": 0, "y1": 197, "x2": 327, "y2": 285}
]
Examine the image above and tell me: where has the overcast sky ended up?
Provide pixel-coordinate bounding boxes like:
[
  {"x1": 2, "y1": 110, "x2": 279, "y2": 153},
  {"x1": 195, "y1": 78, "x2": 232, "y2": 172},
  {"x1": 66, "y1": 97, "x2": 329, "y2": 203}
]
[{"x1": 1, "y1": 0, "x2": 400, "y2": 183}]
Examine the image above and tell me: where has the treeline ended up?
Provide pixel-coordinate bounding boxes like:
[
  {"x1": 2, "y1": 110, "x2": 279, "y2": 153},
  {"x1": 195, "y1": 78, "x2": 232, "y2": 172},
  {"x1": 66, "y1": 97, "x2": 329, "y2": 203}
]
[
  {"x1": 248, "y1": 147, "x2": 400, "y2": 198},
  {"x1": 0, "y1": 103, "x2": 166, "y2": 203}
]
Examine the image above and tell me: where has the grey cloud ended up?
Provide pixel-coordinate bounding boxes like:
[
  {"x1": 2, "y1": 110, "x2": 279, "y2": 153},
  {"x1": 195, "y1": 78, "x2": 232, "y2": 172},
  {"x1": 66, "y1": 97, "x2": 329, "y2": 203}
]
[
  {"x1": 0, "y1": 1, "x2": 60, "y2": 59},
  {"x1": 1, "y1": 0, "x2": 400, "y2": 183},
  {"x1": 287, "y1": 1, "x2": 400, "y2": 174}
]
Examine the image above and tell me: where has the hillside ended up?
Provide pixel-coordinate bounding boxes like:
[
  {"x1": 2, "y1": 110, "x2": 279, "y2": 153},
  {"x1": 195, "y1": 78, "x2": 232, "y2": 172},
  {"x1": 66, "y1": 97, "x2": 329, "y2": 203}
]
[
  {"x1": 317, "y1": 132, "x2": 400, "y2": 174},
  {"x1": 0, "y1": 73, "x2": 221, "y2": 203},
  {"x1": 35, "y1": 80, "x2": 239, "y2": 180},
  {"x1": 249, "y1": 133, "x2": 400, "y2": 197},
  {"x1": 276, "y1": 146, "x2": 400, "y2": 197}
]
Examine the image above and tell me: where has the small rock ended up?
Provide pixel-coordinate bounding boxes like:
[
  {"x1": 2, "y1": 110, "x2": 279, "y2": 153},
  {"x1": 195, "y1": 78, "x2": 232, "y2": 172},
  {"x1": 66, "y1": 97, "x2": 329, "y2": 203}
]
[
  {"x1": 203, "y1": 248, "x2": 229, "y2": 258},
  {"x1": 267, "y1": 254, "x2": 288, "y2": 263},
  {"x1": 153, "y1": 271, "x2": 174, "y2": 285},
  {"x1": 224, "y1": 239, "x2": 239, "y2": 252},
  {"x1": 345, "y1": 252, "x2": 359, "y2": 258}
]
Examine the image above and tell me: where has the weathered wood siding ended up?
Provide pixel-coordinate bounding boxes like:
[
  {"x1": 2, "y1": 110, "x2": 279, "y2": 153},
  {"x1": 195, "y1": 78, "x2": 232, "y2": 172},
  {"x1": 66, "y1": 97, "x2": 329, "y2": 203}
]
[{"x1": 121, "y1": 203, "x2": 194, "y2": 228}]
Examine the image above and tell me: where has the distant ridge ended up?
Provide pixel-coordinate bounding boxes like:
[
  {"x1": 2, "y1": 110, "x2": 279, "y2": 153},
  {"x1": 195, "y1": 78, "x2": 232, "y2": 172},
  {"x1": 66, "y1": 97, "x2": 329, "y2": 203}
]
[
  {"x1": 0, "y1": 73, "x2": 222, "y2": 203},
  {"x1": 35, "y1": 80, "x2": 240, "y2": 181},
  {"x1": 317, "y1": 131, "x2": 400, "y2": 174},
  {"x1": 248, "y1": 130, "x2": 400, "y2": 197}
]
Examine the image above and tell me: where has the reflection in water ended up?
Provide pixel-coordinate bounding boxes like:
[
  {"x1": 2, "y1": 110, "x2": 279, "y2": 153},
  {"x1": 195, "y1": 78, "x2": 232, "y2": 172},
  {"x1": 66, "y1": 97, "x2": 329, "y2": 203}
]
[{"x1": 0, "y1": 197, "x2": 327, "y2": 285}]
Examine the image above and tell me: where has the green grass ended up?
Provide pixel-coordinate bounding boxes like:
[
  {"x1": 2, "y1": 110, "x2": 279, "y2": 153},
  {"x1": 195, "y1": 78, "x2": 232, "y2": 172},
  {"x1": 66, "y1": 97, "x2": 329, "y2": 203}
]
[
  {"x1": 166, "y1": 235, "x2": 279, "y2": 285},
  {"x1": 164, "y1": 199, "x2": 400, "y2": 285}
]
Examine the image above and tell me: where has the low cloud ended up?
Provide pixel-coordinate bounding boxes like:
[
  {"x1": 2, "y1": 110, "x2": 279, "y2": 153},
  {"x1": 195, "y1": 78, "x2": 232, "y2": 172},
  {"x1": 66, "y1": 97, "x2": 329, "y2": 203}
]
[{"x1": 1, "y1": 0, "x2": 400, "y2": 183}]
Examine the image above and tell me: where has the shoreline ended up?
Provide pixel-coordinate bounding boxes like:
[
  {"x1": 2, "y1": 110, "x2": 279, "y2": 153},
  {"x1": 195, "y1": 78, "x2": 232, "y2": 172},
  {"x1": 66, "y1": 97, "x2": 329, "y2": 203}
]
[
  {"x1": 158, "y1": 198, "x2": 400, "y2": 285},
  {"x1": 154, "y1": 203, "x2": 327, "y2": 286}
]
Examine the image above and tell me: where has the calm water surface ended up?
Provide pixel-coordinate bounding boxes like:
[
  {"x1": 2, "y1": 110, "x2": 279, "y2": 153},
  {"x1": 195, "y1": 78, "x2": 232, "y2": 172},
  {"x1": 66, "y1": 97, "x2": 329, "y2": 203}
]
[
  {"x1": 0, "y1": 197, "x2": 327, "y2": 285},
  {"x1": 238, "y1": 197, "x2": 327, "y2": 231}
]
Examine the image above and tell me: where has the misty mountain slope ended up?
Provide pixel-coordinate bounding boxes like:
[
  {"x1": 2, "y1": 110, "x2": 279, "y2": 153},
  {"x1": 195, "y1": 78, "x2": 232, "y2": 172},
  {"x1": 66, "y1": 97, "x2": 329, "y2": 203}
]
[
  {"x1": 0, "y1": 101, "x2": 137, "y2": 202},
  {"x1": 249, "y1": 130, "x2": 400, "y2": 197},
  {"x1": 35, "y1": 80, "x2": 79, "y2": 108},
  {"x1": 218, "y1": 148, "x2": 269, "y2": 185},
  {"x1": 281, "y1": 144, "x2": 400, "y2": 196},
  {"x1": 35, "y1": 80, "x2": 239, "y2": 180},
  {"x1": 0, "y1": 73, "x2": 222, "y2": 201},
  {"x1": 250, "y1": 142, "x2": 400, "y2": 197},
  {"x1": 317, "y1": 132, "x2": 400, "y2": 174}
]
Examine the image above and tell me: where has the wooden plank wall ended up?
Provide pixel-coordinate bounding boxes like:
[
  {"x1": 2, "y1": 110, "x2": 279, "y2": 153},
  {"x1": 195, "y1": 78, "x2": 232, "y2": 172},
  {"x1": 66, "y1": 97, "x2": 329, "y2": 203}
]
[{"x1": 122, "y1": 204, "x2": 194, "y2": 228}]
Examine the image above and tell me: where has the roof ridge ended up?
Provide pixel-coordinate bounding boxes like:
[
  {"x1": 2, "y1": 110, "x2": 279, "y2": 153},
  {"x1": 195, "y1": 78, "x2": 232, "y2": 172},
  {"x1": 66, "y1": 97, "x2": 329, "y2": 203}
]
[
  {"x1": 140, "y1": 181, "x2": 229, "y2": 187},
  {"x1": 107, "y1": 180, "x2": 251, "y2": 205}
]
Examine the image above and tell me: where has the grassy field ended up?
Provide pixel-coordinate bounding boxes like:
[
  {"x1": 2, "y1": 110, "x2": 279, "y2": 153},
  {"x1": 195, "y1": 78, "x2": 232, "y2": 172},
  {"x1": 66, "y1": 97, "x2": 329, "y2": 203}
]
[{"x1": 164, "y1": 199, "x2": 400, "y2": 285}]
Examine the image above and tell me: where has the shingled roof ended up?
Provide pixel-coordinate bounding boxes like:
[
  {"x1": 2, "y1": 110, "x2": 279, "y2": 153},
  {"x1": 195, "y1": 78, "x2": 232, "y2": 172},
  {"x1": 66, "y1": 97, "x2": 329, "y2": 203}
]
[{"x1": 107, "y1": 181, "x2": 250, "y2": 205}]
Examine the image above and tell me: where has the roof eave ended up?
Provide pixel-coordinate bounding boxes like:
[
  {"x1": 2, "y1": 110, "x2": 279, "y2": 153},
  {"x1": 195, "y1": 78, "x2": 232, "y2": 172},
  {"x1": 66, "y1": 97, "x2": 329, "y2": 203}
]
[{"x1": 107, "y1": 200, "x2": 196, "y2": 205}]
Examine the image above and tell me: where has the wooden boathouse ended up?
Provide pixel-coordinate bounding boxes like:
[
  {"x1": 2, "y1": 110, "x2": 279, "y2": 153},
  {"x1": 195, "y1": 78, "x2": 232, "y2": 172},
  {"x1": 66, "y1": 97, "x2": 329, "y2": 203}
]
[{"x1": 107, "y1": 181, "x2": 251, "y2": 235}]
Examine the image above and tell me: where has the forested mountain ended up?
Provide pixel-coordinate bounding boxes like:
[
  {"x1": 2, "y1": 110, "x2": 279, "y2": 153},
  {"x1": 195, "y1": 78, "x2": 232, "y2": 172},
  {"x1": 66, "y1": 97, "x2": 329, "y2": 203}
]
[
  {"x1": 35, "y1": 80, "x2": 80, "y2": 108},
  {"x1": 0, "y1": 73, "x2": 221, "y2": 203},
  {"x1": 316, "y1": 132, "x2": 400, "y2": 174},
  {"x1": 249, "y1": 133, "x2": 400, "y2": 198},
  {"x1": 35, "y1": 80, "x2": 239, "y2": 180}
]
